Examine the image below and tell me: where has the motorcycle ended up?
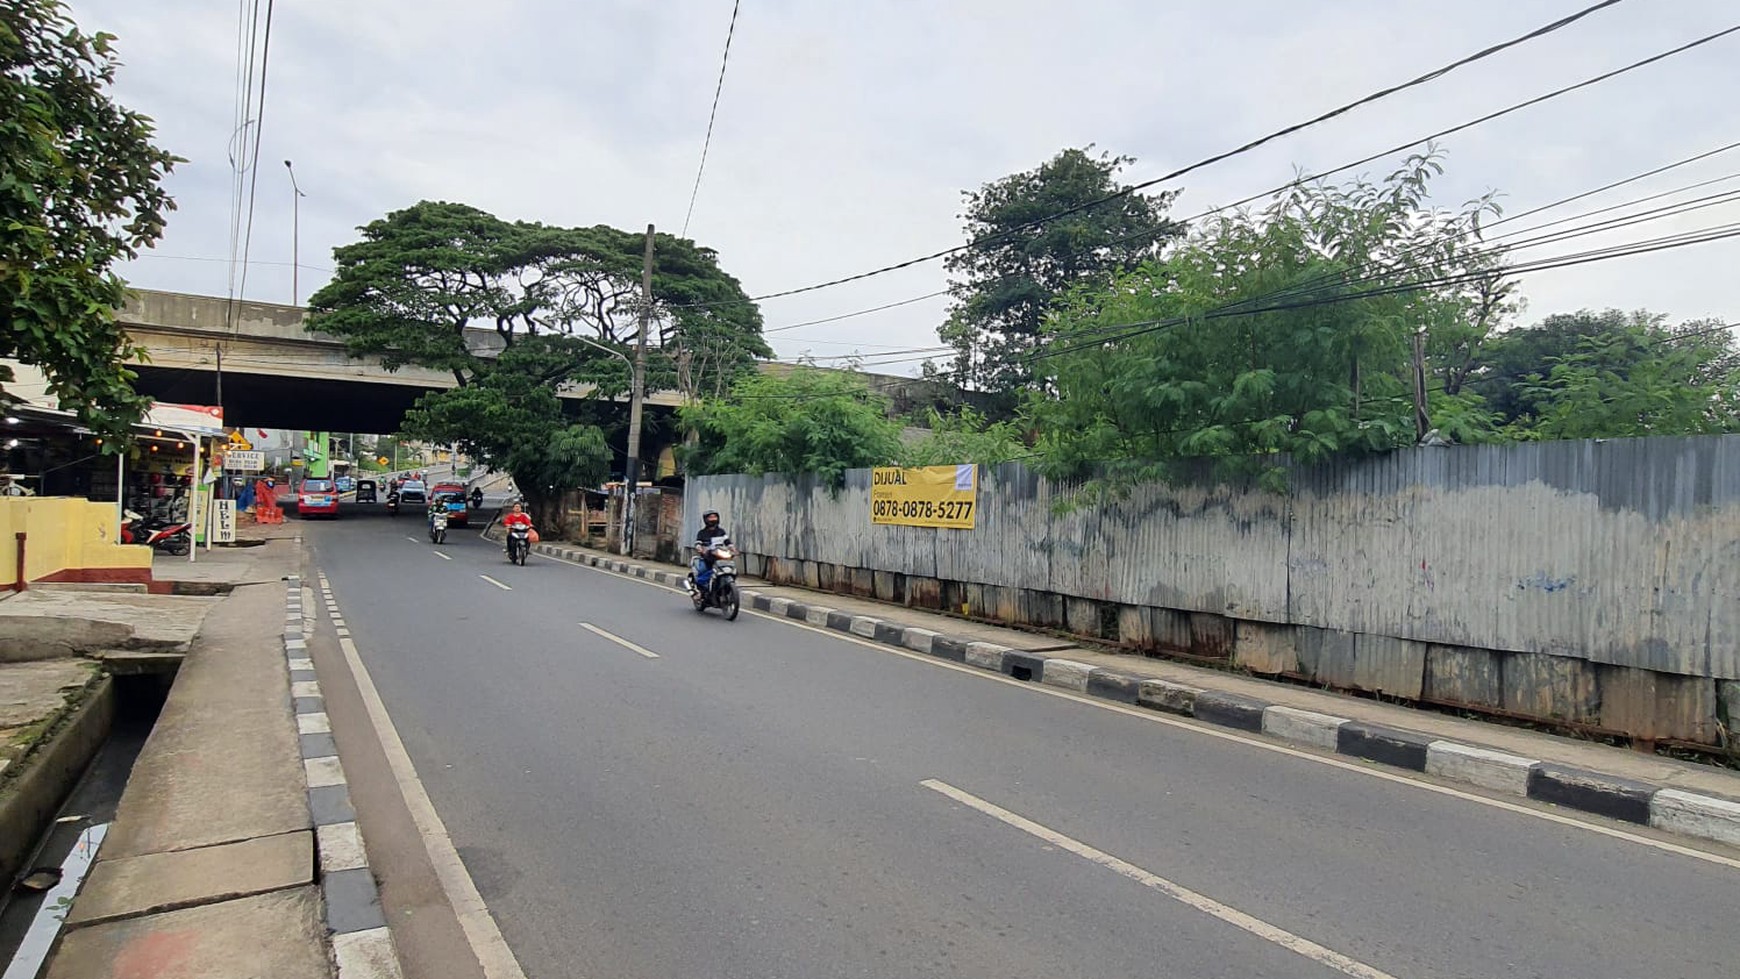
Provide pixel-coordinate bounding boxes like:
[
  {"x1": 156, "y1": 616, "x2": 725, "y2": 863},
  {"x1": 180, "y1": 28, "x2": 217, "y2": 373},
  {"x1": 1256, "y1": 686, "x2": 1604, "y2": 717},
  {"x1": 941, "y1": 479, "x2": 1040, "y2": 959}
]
[
  {"x1": 505, "y1": 524, "x2": 531, "y2": 565},
  {"x1": 689, "y1": 539, "x2": 740, "y2": 621},
  {"x1": 121, "y1": 510, "x2": 193, "y2": 556},
  {"x1": 428, "y1": 510, "x2": 448, "y2": 545},
  {"x1": 469, "y1": 488, "x2": 483, "y2": 511}
]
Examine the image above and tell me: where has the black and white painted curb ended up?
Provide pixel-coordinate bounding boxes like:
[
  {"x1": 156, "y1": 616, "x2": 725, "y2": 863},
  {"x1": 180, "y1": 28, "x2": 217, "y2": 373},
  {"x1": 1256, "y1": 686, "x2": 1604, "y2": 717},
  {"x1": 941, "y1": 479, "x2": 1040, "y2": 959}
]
[
  {"x1": 284, "y1": 575, "x2": 405, "y2": 979},
  {"x1": 531, "y1": 542, "x2": 1740, "y2": 852}
]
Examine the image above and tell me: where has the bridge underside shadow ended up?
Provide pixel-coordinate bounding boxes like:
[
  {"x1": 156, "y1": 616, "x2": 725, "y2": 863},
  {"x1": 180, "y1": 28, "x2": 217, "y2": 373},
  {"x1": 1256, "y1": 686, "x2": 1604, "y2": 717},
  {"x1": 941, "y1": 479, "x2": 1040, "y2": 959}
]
[{"x1": 133, "y1": 366, "x2": 437, "y2": 432}]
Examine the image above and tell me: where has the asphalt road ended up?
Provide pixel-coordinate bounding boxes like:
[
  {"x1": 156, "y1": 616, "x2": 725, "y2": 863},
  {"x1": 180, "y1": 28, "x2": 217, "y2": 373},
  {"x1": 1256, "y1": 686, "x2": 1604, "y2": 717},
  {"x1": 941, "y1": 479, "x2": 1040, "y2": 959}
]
[{"x1": 306, "y1": 505, "x2": 1740, "y2": 979}]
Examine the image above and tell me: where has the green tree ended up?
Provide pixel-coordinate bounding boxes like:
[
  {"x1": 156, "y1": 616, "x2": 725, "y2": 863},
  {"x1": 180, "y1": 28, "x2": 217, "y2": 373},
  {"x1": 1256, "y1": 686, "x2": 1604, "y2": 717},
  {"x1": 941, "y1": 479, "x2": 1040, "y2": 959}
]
[
  {"x1": 1472, "y1": 309, "x2": 1738, "y2": 431},
  {"x1": 1030, "y1": 151, "x2": 1508, "y2": 491},
  {"x1": 1, "y1": 1, "x2": 179, "y2": 437},
  {"x1": 900, "y1": 406, "x2": 1028, "y2": 467},
  {"x1": 680, "y1": 366, "x2": 904, "y2": 488},
  {"x1": 309, "y1": 201, "x2": 767, "y2": 526},
  {"x1": 1509, "y1": 321, "x2": 1739, "y2": 439},
  {"x1": 934, "y1": 147, "x2": 1181, "y2": 395}
]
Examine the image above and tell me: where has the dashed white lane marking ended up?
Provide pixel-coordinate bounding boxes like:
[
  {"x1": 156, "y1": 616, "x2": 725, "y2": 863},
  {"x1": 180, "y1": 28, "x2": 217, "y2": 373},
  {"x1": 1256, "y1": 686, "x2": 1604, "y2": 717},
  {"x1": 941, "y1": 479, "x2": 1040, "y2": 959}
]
[
  {"x1": 479, "y1": 574, "x2": 512, "y2": 591},
  {"x1": 433, "y1": 551, "x2": 453, "y2": 561},
  {"x1": 579, "y1": 622, "x2": 661, "y2": 659},
  {"x1": 475, "y1": 553, "x2": 1740, "y2": 869},
  {"x1": 404, "y1": 537, "x2": 420, "y2": 544},
  {"x1": 922, "y1": 778, "x2": 1397, "y2": 979}
]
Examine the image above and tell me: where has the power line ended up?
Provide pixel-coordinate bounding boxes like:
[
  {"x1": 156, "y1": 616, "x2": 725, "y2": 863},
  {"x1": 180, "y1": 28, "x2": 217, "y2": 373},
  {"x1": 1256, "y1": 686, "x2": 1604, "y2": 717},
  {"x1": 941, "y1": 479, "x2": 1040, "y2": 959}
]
[
  {"x1": 763, "y1": 290, "x2": 950, "y2": 335},
  {"x1": 1028, "y1": 221, "x2": 1740, "y2": 365},
  {"x1": 680, "y1": 0, "x2": 742, "y2": 238},
  {"x1": 770, "y1": 153, "x2": 1740, "y2": 372},
  {"x1": 748, "y1": 139, "x2": 1740, "y2": 353},
  {"x1": 234, "y1": 0, "x2": 276, "y2": 312},
  {"x1": 675, "y1": 2, "x2": 1641, "y2": 310},
  {"x1": 832, "y1": 220, "x2": 1740, "y2": 373}
]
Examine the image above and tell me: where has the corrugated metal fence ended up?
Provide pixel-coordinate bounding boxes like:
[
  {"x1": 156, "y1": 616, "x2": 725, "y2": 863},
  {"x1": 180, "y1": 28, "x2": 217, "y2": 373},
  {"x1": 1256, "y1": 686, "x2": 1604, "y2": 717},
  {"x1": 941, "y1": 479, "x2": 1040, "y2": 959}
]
[{"x1": 687, "y1": 436, "x2": 1740, "y2": 743}]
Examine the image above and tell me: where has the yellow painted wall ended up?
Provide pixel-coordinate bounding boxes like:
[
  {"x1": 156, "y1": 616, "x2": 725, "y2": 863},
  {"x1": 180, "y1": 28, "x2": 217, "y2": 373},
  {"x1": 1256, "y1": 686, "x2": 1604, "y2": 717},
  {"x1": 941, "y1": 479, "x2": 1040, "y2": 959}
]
[{"x1": 0, "y1": 499, "x2": 153, "y2": 587}]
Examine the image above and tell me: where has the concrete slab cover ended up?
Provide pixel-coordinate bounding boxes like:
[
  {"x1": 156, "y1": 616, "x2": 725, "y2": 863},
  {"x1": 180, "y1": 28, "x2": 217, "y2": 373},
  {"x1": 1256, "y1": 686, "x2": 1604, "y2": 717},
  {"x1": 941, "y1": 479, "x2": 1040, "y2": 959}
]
[
  {"x1": 0, "y1": 590, "x2": 218, "y2": 649},
  {"x1": 47, "y1": 887, "x2": 330, "y2": 979},
  {"x1": 0, "y1": 660, "x2": 99, "y2": 730},
  {"x1": 101, "y1": 578, "x2": 308, "y2": 859},
  {"x1": 66, "y1": 830, "x2": 314, "y2": 926}
]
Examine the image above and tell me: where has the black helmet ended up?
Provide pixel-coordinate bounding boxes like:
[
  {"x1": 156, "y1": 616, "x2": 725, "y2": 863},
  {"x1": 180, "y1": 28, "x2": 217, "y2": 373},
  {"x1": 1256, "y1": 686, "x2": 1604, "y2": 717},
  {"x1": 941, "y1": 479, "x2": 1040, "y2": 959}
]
[{"x1": 702, "y1": 510, "x2": 720, "y2": 526}]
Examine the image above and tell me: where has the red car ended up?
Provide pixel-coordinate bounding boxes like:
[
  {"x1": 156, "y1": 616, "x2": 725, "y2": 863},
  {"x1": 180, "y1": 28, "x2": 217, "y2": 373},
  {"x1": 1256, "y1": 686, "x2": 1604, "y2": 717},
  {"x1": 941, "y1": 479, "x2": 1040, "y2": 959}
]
[
  {"x1": 430, "y1": 482, "x2": 469, "y2": 526},
  {"x1": 296, "y1": 477, "x2": 341, "y2": 518}
]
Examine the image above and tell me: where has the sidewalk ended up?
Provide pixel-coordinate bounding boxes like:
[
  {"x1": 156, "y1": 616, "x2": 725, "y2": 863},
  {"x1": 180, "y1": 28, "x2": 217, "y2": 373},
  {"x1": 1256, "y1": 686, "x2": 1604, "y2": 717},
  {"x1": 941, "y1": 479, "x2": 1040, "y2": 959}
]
[
  {"x1": 533, "y1": 538, "x2": 1740, "y2": 851},
  {"x1": 40, "y1": 537, "x2": 334, "y2": 978}
]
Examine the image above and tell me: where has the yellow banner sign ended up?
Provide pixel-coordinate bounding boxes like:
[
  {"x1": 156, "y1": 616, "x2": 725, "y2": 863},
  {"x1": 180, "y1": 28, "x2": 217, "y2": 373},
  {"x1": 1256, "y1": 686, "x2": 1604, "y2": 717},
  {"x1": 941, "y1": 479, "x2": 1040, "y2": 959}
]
[{"x1": 870, "y1": 464, "x2": 977, "y2": 529}]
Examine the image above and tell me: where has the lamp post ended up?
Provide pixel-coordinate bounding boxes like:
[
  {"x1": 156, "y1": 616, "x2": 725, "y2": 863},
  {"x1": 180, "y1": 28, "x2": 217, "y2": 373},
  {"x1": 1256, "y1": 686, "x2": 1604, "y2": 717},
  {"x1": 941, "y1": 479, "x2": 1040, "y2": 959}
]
[{"x1": 283, "y1": 160, "x2": 307, "y2": 305}]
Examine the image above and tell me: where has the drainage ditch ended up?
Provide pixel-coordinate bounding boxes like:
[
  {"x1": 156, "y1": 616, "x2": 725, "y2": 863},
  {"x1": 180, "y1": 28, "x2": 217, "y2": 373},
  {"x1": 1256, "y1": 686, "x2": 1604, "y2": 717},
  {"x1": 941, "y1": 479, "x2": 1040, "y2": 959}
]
[{"x1": 0, "y1": 671, "x2": 171, "y2": 979}]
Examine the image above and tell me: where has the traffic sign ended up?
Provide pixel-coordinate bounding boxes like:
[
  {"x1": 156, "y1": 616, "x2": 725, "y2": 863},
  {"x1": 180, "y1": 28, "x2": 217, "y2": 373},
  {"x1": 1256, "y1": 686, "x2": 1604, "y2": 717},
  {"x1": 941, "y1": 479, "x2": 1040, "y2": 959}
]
[{"x1": 224, "y1": 450, "x2": 265, "y2": 472}]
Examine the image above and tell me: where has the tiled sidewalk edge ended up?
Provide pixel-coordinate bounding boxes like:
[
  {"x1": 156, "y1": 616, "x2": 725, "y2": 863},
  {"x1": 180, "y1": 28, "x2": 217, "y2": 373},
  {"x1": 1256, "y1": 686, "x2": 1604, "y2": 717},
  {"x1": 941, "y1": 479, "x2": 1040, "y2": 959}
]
[
  {"x1": 284, "y1": 575, "x2": 406, "y2": 979},
  {"x1": 533, "y1": 541, "x2": 1740, "y2": 851}
]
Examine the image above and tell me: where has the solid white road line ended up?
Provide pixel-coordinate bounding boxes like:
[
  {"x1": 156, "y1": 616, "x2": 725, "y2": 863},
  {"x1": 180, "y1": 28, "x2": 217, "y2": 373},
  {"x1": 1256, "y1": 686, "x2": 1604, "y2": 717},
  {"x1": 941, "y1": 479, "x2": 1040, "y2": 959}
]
[
  {"x1": 324, "y1": 587, "x2": 530, "y2": 979},
  {"x1": 579, "y1": 622, "x2": 661, "y2": 659},
  {"x1": 922, "y1": 778, "x2": 1396, "y2": 979},
  {"x1": 752, "y1": 613, "x2": 1740, "y2": 872},
  {"x1": 511, "y1": 555, "x2": 1740, "y2": 871},
  {"x1": 479, "y1": 574, "x2": 512, "y2": 591}
]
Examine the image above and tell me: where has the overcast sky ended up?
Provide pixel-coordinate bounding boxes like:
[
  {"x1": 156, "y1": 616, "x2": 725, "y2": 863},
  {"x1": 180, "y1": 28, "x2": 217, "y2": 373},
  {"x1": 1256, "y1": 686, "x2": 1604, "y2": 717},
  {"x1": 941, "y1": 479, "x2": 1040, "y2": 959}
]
[{"x1": 75, "y1": 0, "x2": 1740, "y2": 375}]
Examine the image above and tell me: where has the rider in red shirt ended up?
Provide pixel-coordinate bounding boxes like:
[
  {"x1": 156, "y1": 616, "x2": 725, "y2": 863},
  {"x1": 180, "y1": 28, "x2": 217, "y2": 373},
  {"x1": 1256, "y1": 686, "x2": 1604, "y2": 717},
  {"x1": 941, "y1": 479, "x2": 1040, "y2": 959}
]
[{"x1": 501, "y1": 502, "x2": 533, "y2": 555}]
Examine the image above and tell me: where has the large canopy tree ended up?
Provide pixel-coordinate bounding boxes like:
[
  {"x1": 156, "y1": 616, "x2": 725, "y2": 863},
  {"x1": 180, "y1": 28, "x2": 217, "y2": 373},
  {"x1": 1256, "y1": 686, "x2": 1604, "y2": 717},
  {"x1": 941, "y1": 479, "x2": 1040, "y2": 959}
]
[
  {"x1": 1, "y1": 0, "x2": 179, "y2": 437},
  {"x1": 308, "y1": 201, "x2": 768, "y2": 525}
]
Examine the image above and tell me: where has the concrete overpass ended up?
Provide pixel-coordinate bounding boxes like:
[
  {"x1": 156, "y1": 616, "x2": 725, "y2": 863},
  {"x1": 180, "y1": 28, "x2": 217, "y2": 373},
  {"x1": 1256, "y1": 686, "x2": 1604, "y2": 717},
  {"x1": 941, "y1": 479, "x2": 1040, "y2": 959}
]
[
  {"x1": 120, "y1": 289, "x2": 990, "y2": 438},
  {"x1": 120, "y1": 289, "x2": 684, "y2": 432}
]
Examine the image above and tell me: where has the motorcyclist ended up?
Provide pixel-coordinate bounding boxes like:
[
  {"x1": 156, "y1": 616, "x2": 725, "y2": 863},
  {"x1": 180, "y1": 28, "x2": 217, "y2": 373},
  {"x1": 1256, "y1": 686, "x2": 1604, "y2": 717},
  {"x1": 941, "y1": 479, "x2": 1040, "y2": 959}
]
[
  {"x1": 469, "y1": 486, "x2": 484, "y2": 510},
  {"x1": 501, "y1": 502, "x2": 533, "y2": 557},
  {"x1": 687, "y1": 510, "x2": 730, "y2": 596}
]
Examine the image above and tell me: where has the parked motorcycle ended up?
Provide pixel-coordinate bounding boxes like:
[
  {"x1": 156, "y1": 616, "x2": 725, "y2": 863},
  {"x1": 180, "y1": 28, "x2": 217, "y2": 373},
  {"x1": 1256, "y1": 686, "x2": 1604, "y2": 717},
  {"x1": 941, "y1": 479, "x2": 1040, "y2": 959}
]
[
  {"x1": 429, "y1": 510, "x2": 448, "y2": 545},
  {"x1": 689, "y1": 539, "x2": 740, "y2": 621},
  {"x1": 506, "y1": 524, "x2": 531, "y2": 565},
  {"x1": 121, "y1": 510, "x2": 193, "y2": 556}
]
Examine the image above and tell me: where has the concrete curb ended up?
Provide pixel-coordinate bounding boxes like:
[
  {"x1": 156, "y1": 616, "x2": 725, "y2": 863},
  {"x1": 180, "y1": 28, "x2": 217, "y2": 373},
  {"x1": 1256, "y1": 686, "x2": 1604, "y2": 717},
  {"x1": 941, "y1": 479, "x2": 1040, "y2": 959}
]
[
  {"x1": 283, "y1": 576, "x2": 405, "y2": 979},
  {"x1": 532, "y1": 542, "x2": 1740, "y2": 852}
]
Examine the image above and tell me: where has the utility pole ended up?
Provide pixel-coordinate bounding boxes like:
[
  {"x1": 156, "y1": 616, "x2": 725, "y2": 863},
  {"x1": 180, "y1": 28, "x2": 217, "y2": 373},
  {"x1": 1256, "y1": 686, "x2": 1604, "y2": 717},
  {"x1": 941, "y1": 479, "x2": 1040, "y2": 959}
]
[
  {"x1": 1411, "y1": 329, "x2": 1431, "y2": 442},
  {"x1": 621, "y1": 224, "x2": 654, "y2": 556},
  {"x1": 214, "y1": 346, "x2": 225, "y2": 501}
]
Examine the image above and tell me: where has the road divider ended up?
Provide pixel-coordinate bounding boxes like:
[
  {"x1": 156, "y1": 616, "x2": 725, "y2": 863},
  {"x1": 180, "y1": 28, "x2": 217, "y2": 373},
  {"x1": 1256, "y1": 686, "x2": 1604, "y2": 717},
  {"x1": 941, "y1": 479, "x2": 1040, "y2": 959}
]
[{"x1": 579, "y1": 622, "x2": 661, "y2": 659}]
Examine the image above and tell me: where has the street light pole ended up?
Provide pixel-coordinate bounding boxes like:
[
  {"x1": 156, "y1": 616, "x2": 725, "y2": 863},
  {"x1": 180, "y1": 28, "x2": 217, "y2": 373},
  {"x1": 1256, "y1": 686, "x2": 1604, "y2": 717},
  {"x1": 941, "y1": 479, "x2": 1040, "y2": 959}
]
[
  {"x1": 621, "y1": 224, "x2": 654, "y2": 556},
  {"x1": 284, "y1": 160, "x2": 307, "y2": 305}
]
